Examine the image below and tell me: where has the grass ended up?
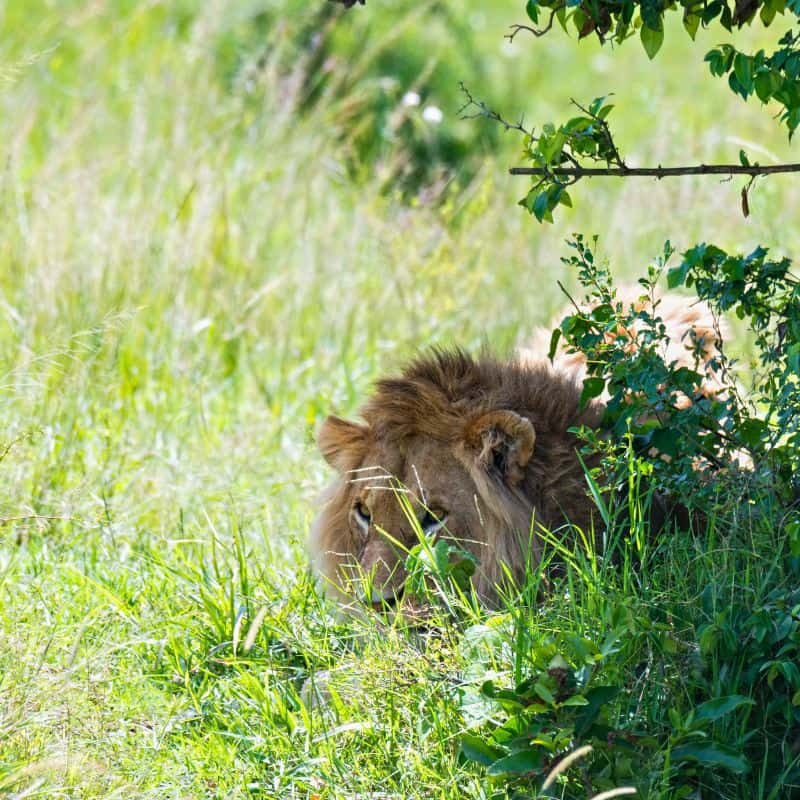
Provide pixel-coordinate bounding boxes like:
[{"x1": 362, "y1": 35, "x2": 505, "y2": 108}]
[{"x1": 1, "y1": 1, "x2": 798, "y2": 797}]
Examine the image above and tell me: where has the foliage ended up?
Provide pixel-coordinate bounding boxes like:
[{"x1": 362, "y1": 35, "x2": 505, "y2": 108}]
[
  {"x1": 548, "y1": 235, "x2": 800, "y2": 510},
  {"x1": 447, "y1": 236, "x2": 800, "y2": 797},
  {"x1": 521, "y1": 0, "x2": 800, "y2": 129},
  {"x1": 512, "y1": 0, "x2": 800, "y2": 219}
]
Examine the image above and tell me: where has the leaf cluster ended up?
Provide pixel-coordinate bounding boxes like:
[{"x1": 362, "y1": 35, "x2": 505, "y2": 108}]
[
  {"x1": 518, "y1": 97, "x2": 619, "y2": 222},
  {"x1": 548, "y1": 235, "x2": 800, "y2": 516},
  {"x1": 706, "y1": 29, "x2": 800, "y2": 133},
  {"x1": 457, "y1": 616, "x2": 762, "y2": 797},
  {"x1": 668, "y1": 240, "x2": 800, "y2": 498},
  {"x1": 693, "y1": 583, "x2": 800, "y2": 791},
  {"x1": 509, "y1": 0, "x2": 800, "y2": 221}
]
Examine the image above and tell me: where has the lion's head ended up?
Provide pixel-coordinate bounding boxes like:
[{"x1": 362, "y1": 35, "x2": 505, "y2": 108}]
[{"x1": 309, "y1": 350, "x2": 604, "y2": 609}]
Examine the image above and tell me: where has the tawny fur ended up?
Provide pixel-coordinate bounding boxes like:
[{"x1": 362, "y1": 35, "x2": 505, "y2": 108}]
[
  {"x1": 310, "y1": 289, "x2": 725, "y2": 608},
  {"x1": 519, "y1": 288, "x2": 727, "y2": 401}
]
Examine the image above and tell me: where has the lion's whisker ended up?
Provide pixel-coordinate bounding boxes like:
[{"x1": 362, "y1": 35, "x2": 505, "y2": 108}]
[
  {"x1": 411, "y1": 463, "x2": 427, "y2": 507},
  {"x1": 347, "y1": 474, "x2": 394, "y2": 484}
]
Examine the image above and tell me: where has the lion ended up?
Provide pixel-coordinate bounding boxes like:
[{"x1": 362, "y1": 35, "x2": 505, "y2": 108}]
[{"x1": 310, "y1": 290, "x2": 725, "y2": 610}]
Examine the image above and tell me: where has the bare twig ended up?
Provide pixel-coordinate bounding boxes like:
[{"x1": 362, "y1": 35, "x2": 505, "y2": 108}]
[
  {"x1": 458, "y1": 82, "x2": 533, "y2": 136},
  {"x1": 506, "y1": 5, "x2": 565, "y2": 42}
]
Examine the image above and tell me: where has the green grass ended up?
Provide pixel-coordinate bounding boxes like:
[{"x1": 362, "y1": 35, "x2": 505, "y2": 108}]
[{"x1": 1, "y1": 1, "x2": 798, "y2": 797}]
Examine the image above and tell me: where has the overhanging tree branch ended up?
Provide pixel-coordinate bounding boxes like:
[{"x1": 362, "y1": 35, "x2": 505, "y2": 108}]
[{"x1": 509, "y1": 163, "x2": 800, "y2": 178}]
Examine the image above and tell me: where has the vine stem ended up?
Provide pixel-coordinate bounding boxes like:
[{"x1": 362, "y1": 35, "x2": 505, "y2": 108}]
[{"x1": 510, "y1": 163, "x2": 800, "y2": 178}]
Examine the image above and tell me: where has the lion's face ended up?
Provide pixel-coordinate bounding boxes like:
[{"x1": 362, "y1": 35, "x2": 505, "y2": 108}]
[{"x1": 309, "y1": 405, "x2": 548, "y2": 609}]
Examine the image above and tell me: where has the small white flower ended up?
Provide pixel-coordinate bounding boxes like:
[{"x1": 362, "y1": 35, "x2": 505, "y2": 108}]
[
  {"x1": 422, "y1": 105, "x2": 443, "y2": 124},
  {"x1": 402, "y1": 91, "x2": 421, "y2": 107}
]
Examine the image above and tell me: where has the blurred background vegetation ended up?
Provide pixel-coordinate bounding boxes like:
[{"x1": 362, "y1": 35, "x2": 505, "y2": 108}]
[{"x1": 0, "y1": 1, "x2": 797, "y2": 796}]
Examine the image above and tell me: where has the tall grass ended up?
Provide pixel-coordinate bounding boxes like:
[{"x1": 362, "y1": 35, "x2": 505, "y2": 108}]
[{"x1": 0, "y1": 1, "x2": 797, "y2": 797}]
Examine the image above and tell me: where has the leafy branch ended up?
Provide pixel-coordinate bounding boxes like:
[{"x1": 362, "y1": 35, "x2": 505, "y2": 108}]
[
  {"x1": 461, "y1": 85, "x2": 800, "y2": 222},
  {"x1": 517, "y1": 0, "x2": 800, "y2": 133}
]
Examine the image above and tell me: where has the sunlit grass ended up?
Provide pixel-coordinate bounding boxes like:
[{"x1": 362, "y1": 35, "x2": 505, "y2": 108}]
[{"x1": 0, "y1": 1, "x2": 797, "y2": 797}]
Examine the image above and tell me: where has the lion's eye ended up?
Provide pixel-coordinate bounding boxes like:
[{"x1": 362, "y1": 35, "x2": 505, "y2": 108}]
[
  {"x1": 353, "y1": 501, "x2": 371, "y2": 531},
  {"x1": 420, "y1": 508, "x2": 447, "y2": 534}
]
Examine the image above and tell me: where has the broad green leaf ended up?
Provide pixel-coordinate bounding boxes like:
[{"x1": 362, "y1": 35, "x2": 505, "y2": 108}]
[
  {"x1": 694, "y1": 695, "x2": 755, "y2": 723},
  {"x1": 460, "y1": 734, "x2": 505, "y2": 767},
  {"x1": 532, "y1": 191, "x2": 549, "y2": 223},
  {"x1": 640, "y1": 24, "x2": 664, "y2": 59},
  {"x1": 561, "y1": 695, "x2": 589, "y2": 707},
  {"x1": 487, "y1": 749, "x2": 545, "y2": 776},
  {"x1": 738, "y1": 418, "x2": 766, "y2": 446},
  {"x1": 667, "y1": 262, "x2": 690, "y2": 288},
  {"x1": 526, "y1": 0, "x2": 539, "y2": 24},
  {"x1": 671, "y1": 742, "x2": 750, "y2": 774},
  {"x1": 533, "y1": 681, "x2": 556, "y2": 705},
  {"x1": 683, "y1": 11, "x2": 700, "y2": 39},
  {"x1": 581, "y1": 376, "x2": 605, "y2": 400},
  {"x1": 733, "y1": 53, "x2": 754, "y2": 94}
]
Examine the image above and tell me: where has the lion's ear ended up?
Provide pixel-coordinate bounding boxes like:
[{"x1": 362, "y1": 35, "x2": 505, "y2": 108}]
[
  {"x1": 464, "y1": 410, "x2": 535, "y2": 486},
  {"x1": 318, "y1": 415, "x2": 369, "y2": 473}
]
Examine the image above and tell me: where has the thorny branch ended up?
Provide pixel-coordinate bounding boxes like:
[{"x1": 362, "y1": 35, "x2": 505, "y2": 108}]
[
  {"x1": 461, "y1": 86, "x2": 800, "y2": 191},
  {"x1": 457, "y1": 82, "x2": 532, "y2": 136},
  {"x1": 506, "y1": 5, "x2": 565, "y2": 42},
  {"x1": 509, "y1": 163, "x2": 800, "y2": 178}
]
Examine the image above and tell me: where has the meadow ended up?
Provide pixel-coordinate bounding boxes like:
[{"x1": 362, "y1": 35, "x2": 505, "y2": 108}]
[{"x1": 1, "y1": 1, "x2": 799, "y2": 797}]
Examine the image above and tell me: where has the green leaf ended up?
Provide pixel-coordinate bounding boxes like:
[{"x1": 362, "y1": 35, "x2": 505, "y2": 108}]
[
  {"x1": 561, "y1": 695, "x2": 589, "y2": 707},
  {"x1": 671, "y1": 742, "x2": 750, "y2": 774},
  {"x1": 526, "y1": 0, "x2": 540, "y2": 24},
  {"x1": 588, "y1": 95, "x2": 608, "y2": 115},
  {"x1": 460, "y1": 734, "x2": 505, "y2": 767},
  {"x1": 739, "y1": 149, "x2": 750, "y2": 167},
  {"x1": 532, "y1": 190, "x2": 549, "y2": 223},
  {"x1": 667, "y1": 262, "x2": 690, "y2": 288},
  {"x1": 733, "y1": 53, "x2": 754, "y2": 94},
  {"x1": 533, "y1": 681, "x2": 556, "y2": 705},
  {"x1": 754, "y1": 70, "x2": 783, "y2": 103},
  {"x1": 574, "y1": 686, "x2": 621, "y2": 736},
  {"x1": 580, "y1": 376, "x2": 606, "y2": 407},
  {"x1": 649, "y1": 427, "x2": 680, "y2": 457},
  {"x1": 640, "y1": 24, "x2": 664, "y2": 60},
  {"x1": 683, "y1": 11, "x2": 700, "y2": 39},
  {"x1": 487, "y1": 749, "x2": 545, "y2": 776},
  {"x1": 754, "y1": 72, "x2": 772, "y2": 103},
  {"x1": 738, "y1": 418, "x2": 766, "y2": 446},
  {"x1": 694, "y1": 695, "x2": 755, "y2": 724},
  {"x1": 597, "y1": 103, "x2": 615, "y2": 120},
  {"x1": 548, "y1": 328, "x2": 562, "y2": 361}
]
